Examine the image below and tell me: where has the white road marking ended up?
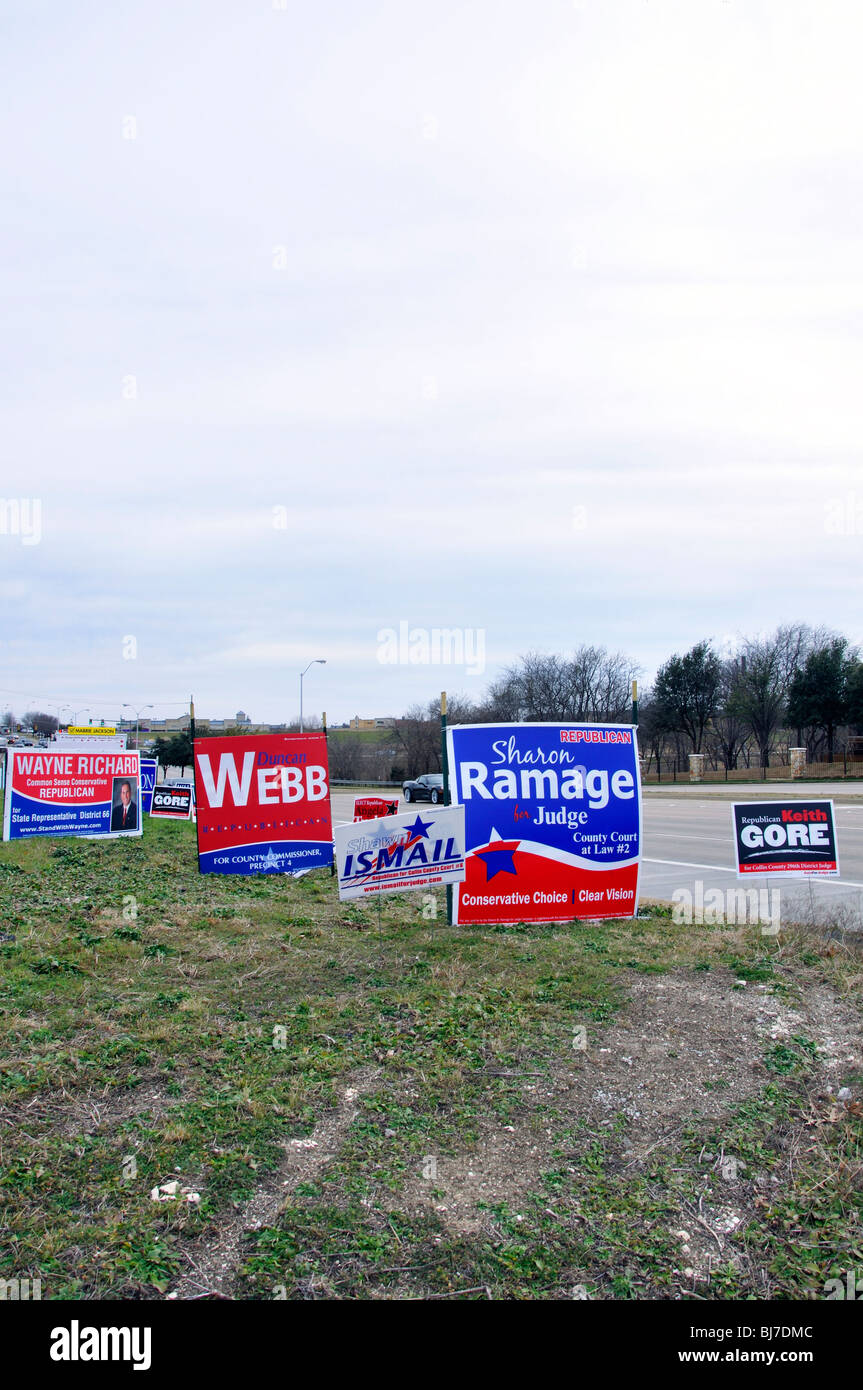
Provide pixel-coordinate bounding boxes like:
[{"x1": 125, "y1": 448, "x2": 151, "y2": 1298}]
[
  {"x1": 644, "y1": 857, "x2": 737, "y2": 873},
  {"x1": 643, "y1": 857, "x2": 863, "y2": 889},
  {"x1": 645, "y1": 832, "x2": 731, "y2": 843}
]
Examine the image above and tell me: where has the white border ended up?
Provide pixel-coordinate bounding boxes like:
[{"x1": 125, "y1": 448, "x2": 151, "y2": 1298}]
[
  {"x1": 446, "y1": 721, "x2": 642, "y2": 925},
  {"x1": 2, "y1": 747, "x2": 142, "y2": 841},
  {"x1": 731, "y1": 797, "x2": 840, "y2": 878}
]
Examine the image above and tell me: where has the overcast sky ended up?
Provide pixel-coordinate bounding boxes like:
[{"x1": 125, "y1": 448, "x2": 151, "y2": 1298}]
[{"x1": 1, "y1": 0, "x2": 861, "y2": 726}]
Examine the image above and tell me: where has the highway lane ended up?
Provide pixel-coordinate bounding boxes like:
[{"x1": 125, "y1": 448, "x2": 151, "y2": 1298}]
[
  {"x1": 641, "y1": 796, "x2": 863, "y2": 925},
  {"x1": 329, "y1": 788, "x2": 863, "y2": 927}
]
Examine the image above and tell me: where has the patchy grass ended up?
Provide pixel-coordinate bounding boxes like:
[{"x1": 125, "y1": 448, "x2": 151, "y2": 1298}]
[{"x1": 0, "y1": 819, "x2": 861, "y2": 1300}]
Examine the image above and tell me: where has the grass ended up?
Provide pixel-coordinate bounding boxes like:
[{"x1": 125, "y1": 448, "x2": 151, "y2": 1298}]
[{"x1": 0, "y1": 806, "x2": 861, "y2": 1300}]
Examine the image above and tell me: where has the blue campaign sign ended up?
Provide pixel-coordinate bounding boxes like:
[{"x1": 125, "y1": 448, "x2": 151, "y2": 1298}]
[
  {"x1": 446, "y1": 722, "x2": 642, "y2": 925},
  {"x1": 140, "y1": 759, "x2": 159, "y2": 815}
]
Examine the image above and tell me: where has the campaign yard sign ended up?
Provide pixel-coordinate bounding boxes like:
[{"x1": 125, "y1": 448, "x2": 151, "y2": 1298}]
[
  {"x1": 3, "y1": 747, "x2": 142, "y2": 840},
  {"x1": 55, "y1": 731, "x2": 127, "y2": 750},
  {"x1": 732, "y1": 800, "x2": 839, "y2": 876},
  {"x1": 140, "y1": 759, "x2": 159, "y2": 815},
  {"x1": 150, "y1": 781, "x2": 193, "y2": 820},
  {"x1": 446, "y1": 722, "x2": 641, "y2": 926},
  {"x1": 353, "y1": 794, "x2": 400, "y2": 822},
  {"x1": 194, "y1": 733, "x2": 333, "y2": 875},
  {"x1": 335, "y1": 804, "x2": 466, "y2": 900}
]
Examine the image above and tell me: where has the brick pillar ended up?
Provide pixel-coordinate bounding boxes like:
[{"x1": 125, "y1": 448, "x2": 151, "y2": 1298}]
[
  {"x1": 689, "y1": 753, "x2": 705, "y2": 783},
  {"x1": 790, "y1": 747, "x2": 806, "y2": 779}
]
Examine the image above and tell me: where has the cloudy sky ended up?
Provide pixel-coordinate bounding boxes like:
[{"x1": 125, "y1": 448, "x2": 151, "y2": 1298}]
[{"x1": 2, "y1": 0, "x2": 861, "y2": 725}]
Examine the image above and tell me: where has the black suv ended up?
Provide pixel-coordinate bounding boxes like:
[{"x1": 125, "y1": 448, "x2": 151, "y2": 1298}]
[{"x1": 402, "y1": 773, "x2": 445, "y2": 804}]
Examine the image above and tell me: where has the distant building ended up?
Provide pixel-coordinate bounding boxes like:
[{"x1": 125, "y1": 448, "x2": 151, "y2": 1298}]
[
  {"x1": 348, "y1": 716, "x2": 396, "y2": 731},
  {"x1": 128, "y1": 713, "x2": 292, "y2": 739}
]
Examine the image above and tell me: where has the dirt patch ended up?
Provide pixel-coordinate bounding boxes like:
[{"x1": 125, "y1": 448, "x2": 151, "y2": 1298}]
[
  {"x1": 389, "y1": 968, "x2": 863, "y2": 1245},
  {"x1": 1, "y1": 1074, "x2": 180, "y2": 1143},
  {"x1": 170, "y1": 1066, "x2": 381, "y2": 1299}
]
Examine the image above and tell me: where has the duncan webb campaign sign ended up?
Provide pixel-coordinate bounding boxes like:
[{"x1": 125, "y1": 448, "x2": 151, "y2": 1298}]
[
  {"x1": 446, "y1": 722, "x2": 641, "y2": 925},
  {"x1": 733, "y1": 800, "x2": 839, "y2": 876},
  {"x1": 335, "y1": 804, "x2": 465, "y2": 900},
  {"x1": 3, "y1": 747, "x2": 142, "y2": 840},
  {"x1": 194, "y1": 733, "x2": 333, "y2": 875}
]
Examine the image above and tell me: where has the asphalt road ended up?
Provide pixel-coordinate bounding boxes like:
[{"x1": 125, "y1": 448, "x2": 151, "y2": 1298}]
[
  {"x1": 640, "y1": 793, "x2": 863, "y2": 927},
  {"x1": 331, "y1": 787, "x2": 863, "y2": 929}
]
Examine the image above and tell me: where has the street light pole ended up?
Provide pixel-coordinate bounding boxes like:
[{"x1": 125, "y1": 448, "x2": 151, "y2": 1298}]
[
  {"x1": 299, "y1": 660, "x2": 326, "y2": 733},
  {"x1": 123, "y1": 703, "x2": 154, "y2": 750}
]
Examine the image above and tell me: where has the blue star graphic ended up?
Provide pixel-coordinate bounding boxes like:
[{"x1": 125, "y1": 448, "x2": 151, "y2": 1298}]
[
  {"x1": 476, "y1": 844, "x2": 518, "y2": 881},
  {"x1": 403, "y1": 814, "x2": 434, "y2": 839}
]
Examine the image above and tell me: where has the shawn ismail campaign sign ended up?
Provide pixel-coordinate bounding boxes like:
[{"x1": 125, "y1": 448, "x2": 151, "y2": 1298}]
[
  {"x1": 194, "y1": 733, "x2": 333, "y2": 875},
  {"x1": 446, "y1": 722, "x2": 642, "y2": 926},
  {"x1": 732, "y1": 800, "x2": 839, "y2": 876},
  {"x1": 335, "y1": 803, "x2": 466, "y2": 900},
  {"x1": 3, "y1": 747, "x2": 143, "y2": 840}
]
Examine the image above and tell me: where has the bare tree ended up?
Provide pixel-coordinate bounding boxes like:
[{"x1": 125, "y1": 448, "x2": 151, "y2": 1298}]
[
  {"x1": 23, "y1": 710, "x2": 59, "y2": 736},
  {"x1": 481, "y1": 647, "x2": 638, "y2": 724},
  {"x1": 326, "y1": 732, "x2": 364, "y2": 781},
  {"x1": 707, "y1": 658, "x2": 751, "y2": 770},
  {"x1": 392, "y1": 704, "x2": 442, "y2": 777},
  {"x1": 736, "y1": 624, "x2": 828, "y2": 767}
]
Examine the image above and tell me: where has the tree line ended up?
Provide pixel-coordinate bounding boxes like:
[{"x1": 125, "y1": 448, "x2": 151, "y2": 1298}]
[
  {"x1": 8, "y1": 626, "x2": 862, "y2": 780},
  {"x1": 375, "y1": 627, "x2": 863, "y2": 778}
]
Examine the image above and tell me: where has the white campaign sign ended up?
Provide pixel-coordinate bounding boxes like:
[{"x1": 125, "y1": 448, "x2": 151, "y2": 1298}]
[{"x1": 334, "y1": 804, "x2": 466, "y2": 901}]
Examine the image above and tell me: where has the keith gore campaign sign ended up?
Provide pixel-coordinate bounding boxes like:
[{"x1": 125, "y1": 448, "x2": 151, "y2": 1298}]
[
  {"x1": 194, "y1": 732, "x2": 333, "y2": 875},
  {"x1": 732, "y1": 799, "x2": 839, "y2": 877},
  {"x1": 446, "y1": 723, "x2": 642, "y2": 926}
]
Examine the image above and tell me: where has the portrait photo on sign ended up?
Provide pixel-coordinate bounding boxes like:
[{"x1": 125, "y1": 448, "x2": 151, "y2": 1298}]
[{"x1": 110, "y1": 776, "x2": 139, "y2": 832}]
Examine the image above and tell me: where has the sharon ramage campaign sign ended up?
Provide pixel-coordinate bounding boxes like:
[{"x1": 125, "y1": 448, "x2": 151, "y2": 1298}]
[
  {"x1": 446, "y1": 723, "x2": 641, "y2": 925},
  {"x1": 3, "y1": 747, "x2": 142, "y2": 840},
  {"x1": 194, "y1": 733, "x2": 333, "y2": 875},
  {"x1": 732, "y1": 800, "x2": 839, "y2": 876},
  {"x1": 335, "y1": 804, "x2": 465, "y2": 900}
]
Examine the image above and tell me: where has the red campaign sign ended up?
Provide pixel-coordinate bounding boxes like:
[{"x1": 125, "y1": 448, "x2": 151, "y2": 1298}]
[
  {"x1": 353, "y1": 795, "x2": 400, "y2": 822},
  {"x1": 194, "y1": 733, "x2": 333, "y2": 875}
]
